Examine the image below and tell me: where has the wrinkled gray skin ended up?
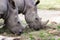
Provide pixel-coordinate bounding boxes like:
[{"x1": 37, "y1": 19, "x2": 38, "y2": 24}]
[
  {"x1": 14, "y1": 0, "x2": 42, "y2": 30},
  {"x1": 5, "y1": 0, "x2": 24, "y2": 35},
  {"x1": 0, "y1": 0, "x2": 8, "y2": 18},
  {"x1": 0, "y1": 0, "x2": 42, "y2": 35},
  {"x1": 0, "y1": 0, "x2": 24, "y2": 35}
]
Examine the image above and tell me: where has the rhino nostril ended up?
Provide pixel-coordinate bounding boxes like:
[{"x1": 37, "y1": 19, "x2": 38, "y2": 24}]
[
  {"x1": 19, "y1": 30, "x2": 22, "y2": 32},
  {"x1": 17, "y1": 21, "x2": 20, "y2": 24},
  {"x1": 13, "y1": 30, "x2": 23, "y2": 35},
  {"x1": 17, "y1": 30, "x2": 23, "y2": 35},
  {"x1": 16, "y1": 30, "x2": 23, "y2": 35},
  {"x1": 35, "y1": 18, "x2": 39, "y2": 21}
]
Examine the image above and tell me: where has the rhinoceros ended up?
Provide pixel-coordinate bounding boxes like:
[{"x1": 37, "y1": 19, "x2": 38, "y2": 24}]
[
  {"x1": 6, "y1": 0, "x2": 41, "y2": 34},
  {"x1": 0, "y1": 0, "x2": 45, "y2": 35},
  {"x1": 13, "y1": 0, "x2": 42, "y2": 30},
  {"x1": 0, "y1": 0, "x2": 24, "y2": 35},
  {"x1": 0, "y1": 0, "x2": 41, "y2": 34}
]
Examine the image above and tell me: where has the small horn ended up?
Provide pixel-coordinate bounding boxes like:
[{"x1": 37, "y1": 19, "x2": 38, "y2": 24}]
[{"x1": 41, "y1": 20, "x2": 49, "y2": 25}]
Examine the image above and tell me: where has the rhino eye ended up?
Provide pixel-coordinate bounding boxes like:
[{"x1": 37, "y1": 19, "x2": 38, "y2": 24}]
[
  {"x1": 35, "y1": 18, "x2": 38, "y2": 20},
  {"x1": 17, "y1": 21, "x2": 20, "y2": 24}
]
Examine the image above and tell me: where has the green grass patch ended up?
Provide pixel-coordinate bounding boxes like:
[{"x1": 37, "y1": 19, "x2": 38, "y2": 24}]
[
  {"x1": 38, "y1": 0, "x2": 60, "y2": 10},
  {"x1": 58, "y1": 38, "x2": 60, "y2": 40}
]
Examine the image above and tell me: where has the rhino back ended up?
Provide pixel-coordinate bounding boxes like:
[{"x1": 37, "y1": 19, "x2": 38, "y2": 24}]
[
  {"x1": 14, "y1": 0, "x2": 25, "y2": 13},
  {"x1": 0, "y1": 0, "x2": 8, "y2": 14},
  {"x1": 25, "y1": 0, "x2": 35, "y2": 6}
]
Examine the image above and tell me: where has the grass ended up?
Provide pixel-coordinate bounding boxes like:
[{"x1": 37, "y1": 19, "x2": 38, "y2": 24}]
[
  {"x1": 38, "y1": 0, "x2": 60, "y2": 10},
  {"x1": 58, "y1": 38, "x2": 60, "y2": 40},
  {"x1": 57, "y1": 26, "x2": 60, "y2": 29},
  {"x1": 0, "y1": 19, "x2": 60, "y2": 40},
  {"x1": 20, "y1": 22, "x2": 60, "y2": 40},
  {"x1": 29, "y1": 34, "x2": 35, "y2": 40},
  {"x1": 0, "y1": 23, "x2": 60, "y2": 40},
  {"x1": 0, "y1": 18, "x2": 60, "y2": 40}
]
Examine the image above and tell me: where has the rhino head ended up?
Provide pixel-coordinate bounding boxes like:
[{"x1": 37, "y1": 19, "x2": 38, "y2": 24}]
[{"x1": 4, "y1": 0, "x2": 25, "y2": 35}]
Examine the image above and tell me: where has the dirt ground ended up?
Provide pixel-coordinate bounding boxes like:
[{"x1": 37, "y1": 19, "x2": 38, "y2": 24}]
[{"x1": 37, "y1": 9, "x2": 60, "y2": 24}]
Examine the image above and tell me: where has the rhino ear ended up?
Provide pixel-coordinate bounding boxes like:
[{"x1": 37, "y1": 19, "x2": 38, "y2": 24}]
[
  {"x1": 8, "y1": 0, "x2": 16, "y2": 9},
  {"x1": 35, "y1": 0, "x2": 40, "y2": 6}
]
